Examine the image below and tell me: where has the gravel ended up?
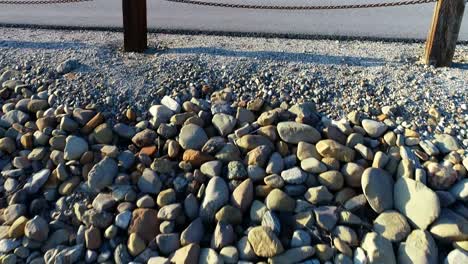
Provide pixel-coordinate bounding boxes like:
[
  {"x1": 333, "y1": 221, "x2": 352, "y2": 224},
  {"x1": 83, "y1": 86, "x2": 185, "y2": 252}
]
[
  {"x1": 0, "y1": 27, "x2": 467, "y2": 262},
  {"x1": 0, "y1": 27, "x2": 467, "y2": 146}
]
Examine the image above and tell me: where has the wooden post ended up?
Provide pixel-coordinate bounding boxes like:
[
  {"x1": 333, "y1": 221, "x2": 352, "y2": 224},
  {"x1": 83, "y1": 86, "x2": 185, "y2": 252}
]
[
  {"x1": 424, "y1": 0, "x2": 465, "y2": 67},
  {"x1": 122, "y1": 0, "x2": 147, "y2": 52}
]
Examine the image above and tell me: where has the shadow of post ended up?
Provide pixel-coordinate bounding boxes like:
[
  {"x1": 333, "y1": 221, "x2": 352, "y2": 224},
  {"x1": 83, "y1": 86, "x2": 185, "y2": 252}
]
[
  {"x1": 0, "y1": 40, "x2": 89, "y2": 50},
  {"x1": 156, "y1": 46, "x2": 387, "y2": 67}
]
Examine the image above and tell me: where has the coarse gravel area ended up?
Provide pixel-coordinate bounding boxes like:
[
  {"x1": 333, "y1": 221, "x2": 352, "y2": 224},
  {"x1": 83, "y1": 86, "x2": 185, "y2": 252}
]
[{"x1": 0, "y1": 27, "x2": 467, "y2": 145}]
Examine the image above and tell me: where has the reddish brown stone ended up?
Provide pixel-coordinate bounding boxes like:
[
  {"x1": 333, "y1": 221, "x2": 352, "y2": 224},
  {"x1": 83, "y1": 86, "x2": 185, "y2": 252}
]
[
  {"x1": 140, "y1": 146, "x2": 157, "y2": 156},
  {"x1": 182, "y1": 149, "x2": 214, "y2": 167},
  {"x1": 128, "y1": 208, "x2": 160, "y2": 243},
  {"x1": 81, "y1": 113, "x2": 105, "y2": 134}
]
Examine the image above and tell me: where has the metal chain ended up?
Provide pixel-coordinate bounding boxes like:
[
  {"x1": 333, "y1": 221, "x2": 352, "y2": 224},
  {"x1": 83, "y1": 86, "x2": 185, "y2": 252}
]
[
  {"x1": 163, "y1": 0, "x2": 438, "y2": 10},
  {"x1": 0, "y1": 0, "x2": 92, "y2": 4}
]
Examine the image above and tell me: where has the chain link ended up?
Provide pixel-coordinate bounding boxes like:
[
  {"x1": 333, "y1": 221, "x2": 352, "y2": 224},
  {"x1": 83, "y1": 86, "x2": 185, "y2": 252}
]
[
  {"x1": 163, "y1": 0, "x2": 438, "y2": 10},
  {"x1": 0, "y1": 0, "x2": 92, "y2": 4}
]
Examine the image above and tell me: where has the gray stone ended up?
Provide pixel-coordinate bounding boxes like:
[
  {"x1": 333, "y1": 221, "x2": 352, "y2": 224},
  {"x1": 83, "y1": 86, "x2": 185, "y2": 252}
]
[
  {"x1": 361, "y1": 168, "x2": 394, "y2": 213},
  {"x1": 361, "y1": 232, "x2": 396, "y2": 264},
  {"x1": 261, "y1": 211, "x2": 281, "y2": 235},
  {"x1": 362, "y1": 119, "x2": 387, "y2": 138},
  {"x1": 87, "y1": 157, "x2": 118, "y2": 192},
  {"x1": 114, "y1": 244, "x2": 132, "y2": 264},
  {"x1": 373, "y1": 210, "x2": 411, "y2": 242},
  {"x1": 398, "y1": 230, "x2": 438, "y2": 264},
  {"x1": 269, "y1": 246, "x2": 315, "y2": 264},
  {"x1": 56, "y1": 58, "x2": 79, "y2": 74},
  {"x1": 181, "y1": 217, "x2": 204, "y2": 245},
  {"x1": 138, "y1": 168, "x2": 162, "y2": 194},
  {"x1": 92, "y1": 193, "x2": 116, "y2": 212},
  {"x1": 304, "y1": 186, "x2": 333, "y2": 205},
  {"x1": 0, "y1": 239, "x2": 21, "y2": 253},
  {"x1": 199, "y1": 177, "x2": 229, "y2": 222},
  {"x1": 429, "y1": 208, "x2": 468, "y2": 242},
  {"x1": 277, "y1": 121, "x2": 321, "y2": 144},
  {"x1": 149, "y1": 105, "x2": 174, "y2": 124},
  {"x1": 281, "y1": 167, "x2": 307, "y2": 184},
  {"x1": 156, "y1": 233, "x2": 180, "y2": 255},
  {"x1": 198, "y1": 248, "x2": 223, "y2": 264},
  {"x1": 266, "y1": 152, "x2": 284, "y2": 174},
  {"x1": 158, "y1": 203, "x2": 183, "y2": 221},
  {"x1": 212, "y1": 113, "x2": 236, "y2": 136},
  {"x1": 24, "y1": 169, "x2": 50, "y2": 194},
  {"x1": 265, "y1": 189, "x2": 296, "y2": 212},
  {"x1": 115, "y1": 211, "x2": 132, "y2": 229},
  {"x1": 450, "y1": 179, "x2": 468, "y2": 202},
  {"x1": 290, "y1": 230, "x2": 311, "y2": 248},
  {"x1": 64, "y1": 136, "x2": 88, "y2": 160},
  {"x1": 419, "y1": 140, "x2": 440, "y2": 156},
  {"x1": 200, "y1": 160, "x2": 222, "y2": 177},
  {"x1": 211, "y1": 222, "x2": 235, "y2": 250},
  {"x1": 113, "y1": 123, "x2": 136, "y2": 139},
  {"x1": 178, "y1": 124, "x2": 208, "y2": 150},
  {"x1": 227, "y1": 161, "x2": 247, "y2": 180},
  {"x1": 301, "y1": 157, "x2": 327, "y2": 173},
  {"x1": 161, "y1": 96, "x2": 181, "y2": 113},
  {"x1": 444, "y1": 249, "x2": 468, "y2": 264},
  {"x1": 314, "y1": 206, "x2": 338, "y2": 231},
  {"x1": 394, "y1": 177, "x2": 440, "y2": 230},
  {"x1": 434, "y1": 134, "x2": 459, "y2": 154},
  {"x1": 1, "y1": 110, "x2": 29, "y2": 126}
]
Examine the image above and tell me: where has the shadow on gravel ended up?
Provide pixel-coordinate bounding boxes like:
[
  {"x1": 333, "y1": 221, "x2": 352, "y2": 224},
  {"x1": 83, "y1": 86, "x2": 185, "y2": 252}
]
[
  {"x1": 157, "y1": 46, "x2": 386, "y2": 67},
  {"x1": 0, "y1": 40, "x2": 88, "y2": 50},
  {"x1": 452, "y1": 63, "x2": 468, "y2": 70}
]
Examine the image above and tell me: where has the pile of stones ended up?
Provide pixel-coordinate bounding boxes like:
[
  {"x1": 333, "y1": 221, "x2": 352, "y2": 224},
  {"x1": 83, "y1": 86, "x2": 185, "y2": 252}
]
[{"x1": 0, "y1": 70, "x2": 467, "y2": 264}]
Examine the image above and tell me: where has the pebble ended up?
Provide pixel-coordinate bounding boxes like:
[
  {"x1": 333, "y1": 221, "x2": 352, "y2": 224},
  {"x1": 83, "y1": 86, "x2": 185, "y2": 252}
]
[
  {"x1": 87, "y1": 157, "x2": 118, "y2": 192},
  {"x1": 265, "y1": 188, "x2": 296, "y2": 212},
  {"x1": 247, "y1": 226, "x2": 284, "y2": 257},
  {"x1": 429, "y1": 208, "x2": 468, "y2": 242},
  {"x1": 277, "y1": 121, "x2": 321, "y2": 144},
  {"x1": 0, "y1": 70, "x2": 465, "y2": 264},
  {"x1": 316, "y1": 139, "x2": 355, "y2": 162},
  {"x1": 23, "y1": 168, "x2": 51, "y2": 194},
  {"x1": 398, "y1": 230, "x2": 438, "y2": 264},
  {"x1": 138, "y1": 168, "x2": 162, "y2": 194},
  {"x1": 361, "y1": 168, "x2": 394, "y2": 213},
  {"x1": 178, "y1": 124, "x2": 208, "y2": 150},
  {"x1": 373, "y1": 210, "x2": 411, "y2": 242},
  {"x1": 362, "y1": 119, "x2": 388, "y2": 138},
  {"x1": 434, "y1": 134, "x2": 459, "y2": 154},
  {"x1": 361, "y1": 232, "x2": 396, "y2": 264},
  {"x1": 199, "y1": 176, "x2": 229, "y2": 222},
  {"x1": 394, "y1": 177, "x2": 441, "y2": 230},
  {"x1": 280, "y1": 166, "x2": 307, "y2": 184},
  {"x1": 212, "y1": 113, "x2": 236, "y2": 136}
]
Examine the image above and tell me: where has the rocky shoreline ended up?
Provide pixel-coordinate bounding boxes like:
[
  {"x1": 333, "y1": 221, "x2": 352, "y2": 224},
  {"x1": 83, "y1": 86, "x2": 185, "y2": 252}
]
[{"x1": 0, "y1": 65, "x2": 467, "y2": 263}]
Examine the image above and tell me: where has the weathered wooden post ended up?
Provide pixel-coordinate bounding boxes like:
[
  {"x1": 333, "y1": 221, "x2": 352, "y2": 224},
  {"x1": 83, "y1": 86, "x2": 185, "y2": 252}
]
[
  {"x1": 424, "y1": 0, "x2": 465, "y2": 67},
  {"x1": 122, "y1": 0, "x2": 147, "y2": 52}
]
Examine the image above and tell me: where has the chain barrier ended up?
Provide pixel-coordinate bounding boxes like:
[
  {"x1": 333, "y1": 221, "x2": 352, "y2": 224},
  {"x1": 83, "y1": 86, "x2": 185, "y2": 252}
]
[
  {"x1": 0, "y1": 0, "x2": 92, "y2": 4},
  {"x1": 163, "y1": 0, "x2": 438, "y2": 10}
]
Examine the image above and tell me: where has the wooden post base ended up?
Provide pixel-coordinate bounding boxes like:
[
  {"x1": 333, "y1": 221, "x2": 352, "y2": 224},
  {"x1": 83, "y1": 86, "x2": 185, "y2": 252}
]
[
  {"x1": 122, "y1": 0, "x2": 147, "y2": 52},
  {"x1": 424, "y1": 0, "x2": 465, "y2": 67}
]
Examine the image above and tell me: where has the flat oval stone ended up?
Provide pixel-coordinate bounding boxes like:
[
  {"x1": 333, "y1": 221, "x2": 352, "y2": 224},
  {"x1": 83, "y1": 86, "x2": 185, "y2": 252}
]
[
  {"x1": 277, "y1": 122, "x2": 321, "y2": 144},
  {"x1": 394, "y1": 177, "x2": 440, "y2": 230},
  {"x1": 361, "y1": 168, "x2": 394, "y2": 213}
]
